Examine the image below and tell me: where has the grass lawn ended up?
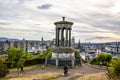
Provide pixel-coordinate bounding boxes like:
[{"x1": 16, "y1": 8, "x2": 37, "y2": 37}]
[
  {"x1": 9, "y1": 64, "x2": 59, "y2": 72},
  {"x1": 2, "y1": 72, "x2": 62, "y2": 80},
  {"x1": 9, "y1": 72, "x2": 62, "y2": 80},
  {"x1": 2, "y1": 64, "x2": 108, "y2": 80},
  {"x1": 2, "y1": 72, "x2": 108, "y2": 80},
  {"x1": 75, "y1": 72, "x2": 108, "y2": 80},
  {"x1": 0, "y1": 78, "x2": 9, "y2": 80},
  {"x1": 2, "y1": 64, "x2": 62, "y2": 80}
]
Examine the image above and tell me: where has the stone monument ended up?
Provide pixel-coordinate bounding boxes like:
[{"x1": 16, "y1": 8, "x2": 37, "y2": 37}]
[{"x1": 51, "y1": 17, "x2": 75, "y2": 67}]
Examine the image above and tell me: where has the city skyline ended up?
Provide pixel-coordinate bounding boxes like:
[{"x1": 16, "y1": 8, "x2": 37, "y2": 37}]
[{"x1": 0, "y1": 0, "x2": 120, "y2": 43}]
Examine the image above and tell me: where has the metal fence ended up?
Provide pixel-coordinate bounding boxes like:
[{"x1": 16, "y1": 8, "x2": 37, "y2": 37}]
[
  {"x1": 58, "y1": 60, "x2": 72, "y2": 66},
  {"x1": 47, "y1": 58, "x2": 56, "y2": 66},
  {"x1": 47, "y1": 57, "x2": 81, "y2": 66},
  {"x1": 75, "y1": 57, "x2": 81, "y2": 65}
]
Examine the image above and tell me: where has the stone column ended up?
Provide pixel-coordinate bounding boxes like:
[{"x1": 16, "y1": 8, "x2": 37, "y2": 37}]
[
  {"x1": 56, "y1": 28, "x2": 58, "y2": 46},
  {"x1": 56, "y1": 53, "x2": 59, "y2": 67},
  {"x1": 66, "y1": 28, "x2": 68, "y2": 46},
  {"x1": 61, "y1": 28, "x2": 64, "y2": 46},
  {"x1": 62, "y1": 29, "x2": 64, "y2": 46},
  {"x1": 69, "y1": 29, "x2": 71, "y2": 47},
  {"x1": 56, "y1": 59, "x2": 58, "y2": 67},
  {"x1": 45, "y1": 55, "x2": 48, "y2": 65},
  {"x1": 72, "y1": 57, "x2": 75, "y2": 68},
  {"x1": 58, "y1": 28, "x2": 60, "y2": 47}
]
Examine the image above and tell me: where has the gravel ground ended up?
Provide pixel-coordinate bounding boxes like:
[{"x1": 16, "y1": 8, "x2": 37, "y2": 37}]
[{"x1": 7, "y1": 63, "x2": 106, "y2": 80}]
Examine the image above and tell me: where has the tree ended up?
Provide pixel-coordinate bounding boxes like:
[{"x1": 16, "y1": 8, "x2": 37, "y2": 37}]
[
  {"x1": 108, "y1": 58, "x2": 120, "y2": 80},
  {"x1": 7, "y1": 48, "x2": 25, "y2": 76},
  {"x1": 97, "y1": 53, "x2": 112, "y2": 66},
  {"x1": 37, "y1": 47, "x2": 52, "y2": 58},
  {"x1": 47, "y1": 48, "x2": 52, "y2": 58},
  {"x1": 90, "y1": 53, "x2": 112, "y2": 66},
  {"x1": 22, "y1": 52, "x2": 33, "y2": 59},
  {"x1": 0, "y1": 58, "x2": 9, "y2": 77},
  {"x1": 75, "y1": 50, "x2": 80, "y2": 58}
]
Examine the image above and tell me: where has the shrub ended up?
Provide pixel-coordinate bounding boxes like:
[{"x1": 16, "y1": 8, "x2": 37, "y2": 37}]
[
  {"x1": 22, "y1": 53, "x2": 33, "y2": 59},
  {"x1": 24, "y1": 58, "x2": 45, "y2": 66},
  {"x1": 53, "y1": 47, "x2": 75, "y2": 53},
  {"x1": 75, "y1": 50, "x2": 80, "y2": 58},
  {"x1": 89, "y1": 58, "x2": 98, "y2": 65},
  {"x1": 37, "y1": 48, "x2": 52, "y2": 58},
  {"x1": 4, "y1": 57, "x2": 45, "y2": 67},
  {"x1": 108, "y1": 58, "x2": 120, "y2": 79},
  {"x1": 3, "y1": 61, "x2": 12, "y2": 68},
  {"x1": 97, "y1": 53, "x2": 112, "y2": 66},
  {"x1": 89, "y1": 53, "x2": 112, "y2": 66},
  {"x1": 37, "y1": 51, "x2": 47, "y2": 58},
  {"x1": 0, "y1": 58, "x2": 9, "y2": 77}
]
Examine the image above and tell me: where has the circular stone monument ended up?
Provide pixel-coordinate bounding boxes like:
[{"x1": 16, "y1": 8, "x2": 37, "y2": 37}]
[{"x1": 50, "y1": 17, "x2": 75, "y2": 67}]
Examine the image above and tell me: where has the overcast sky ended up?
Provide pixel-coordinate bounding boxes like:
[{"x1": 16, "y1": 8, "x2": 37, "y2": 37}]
[{"x1": 0, "y1": 0, "x2": 120, "y2": 43}]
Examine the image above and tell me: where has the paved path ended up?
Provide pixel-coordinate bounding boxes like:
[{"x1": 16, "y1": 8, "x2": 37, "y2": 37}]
[
  {"x1": 7, "y1": 63, "x2": 106, "y2": 80},
  {"x1": 57, "y1": 63, "x2": 106, "y2": 80}
]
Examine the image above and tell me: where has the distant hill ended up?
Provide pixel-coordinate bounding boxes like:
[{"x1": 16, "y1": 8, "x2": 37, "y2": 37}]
[{"x1": 0, "y1": 37, "x2": 19, "y2": 42}]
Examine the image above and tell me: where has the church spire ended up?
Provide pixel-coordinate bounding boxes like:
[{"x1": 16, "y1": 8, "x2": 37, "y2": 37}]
[
  {"x1": 41, "y1": 36, "x2": 44, "y2": 41},
  {"x1": 78, "y1": 39, "x2": 81, "y2": 48}
]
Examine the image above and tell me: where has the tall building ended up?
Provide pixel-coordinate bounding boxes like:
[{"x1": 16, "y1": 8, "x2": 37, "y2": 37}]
[{"x1": 71, "y1": 36, "x2": 75, "y2": 47}]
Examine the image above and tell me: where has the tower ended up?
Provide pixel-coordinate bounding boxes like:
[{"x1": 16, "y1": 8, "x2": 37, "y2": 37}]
[
  {"x1": 41, "y1": 36, "x2": 44, "y2": 41},
  {"x1": 54, "y1": 17, "x2": 73, "y2": 47},
  {"x1": 71, "y1": 36, "x2": 75, "y2": 47},
  {"x1": 23, "y1": 38, "x2": 26, "y2": 52},
  {"x1": 78, "y1": 39, "x2": 81, "y2": 49},
  {"x1": 48, "y1": 17, "x2": 81, "y2": 67}
]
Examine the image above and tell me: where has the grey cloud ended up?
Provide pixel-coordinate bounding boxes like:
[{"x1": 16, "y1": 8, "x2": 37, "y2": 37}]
[
  {"x1": 73, "y1": 29, "x2": 94, "y2": 33},
  {"x1": 16, "y1": 0, "x2": 26, "y2": 4},
  {"x1": 37, "y1": 4, "x2": 53, "y2": 10},
  {"x1": 34, "y1": 24, "x2": 40, "y2": 25},
  {"x1": 89, "y1": 14, "x2": 120, "y2": 32},
  {"x1": 73, "y1": 29, "x2": 102, "y2": 33},
  {"x1": 71, "y1": 12, "x2": 120, "y2": 35},
  {"x1": 0, "y1": 0, "x2": 119, "y2": 42},
  {"x1": 16, "y1": 0, "x2": 33, "y2": 4},
  {"x1": 86, "y1": 36, "x2": 110, "y2": 41},
  {"x1": 0, "y1": 26, "x2": 43, "y2": 33},
  {"x1": 95, "y1": 2, "x2": 115, "y2": 8},
  {"x1": 0, "y1": 22, "x2": 10, "y2": 25},
  {"x1": 47, "y1": 31, "x2": 54, "y2": 35}
]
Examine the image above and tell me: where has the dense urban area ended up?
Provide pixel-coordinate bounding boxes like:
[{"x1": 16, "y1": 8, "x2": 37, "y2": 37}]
[{"x1": 0, "y1": 37, "x2": 120, "y2": 80}]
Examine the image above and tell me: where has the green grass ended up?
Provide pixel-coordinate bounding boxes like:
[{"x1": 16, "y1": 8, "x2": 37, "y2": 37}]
[
  {"x1": 6, "y1": 72, "x2": 62, "y2": 80},
  {"x1": 0, "y1": 78, "x2": 9, "y2": 80},
  {"x1": 9, "y1": 64, "x2": 59, "y2": 73}
]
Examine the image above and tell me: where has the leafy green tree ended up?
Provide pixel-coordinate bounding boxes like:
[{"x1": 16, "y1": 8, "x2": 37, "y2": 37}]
[
  {"x1": 47, "y1": 48, "x2": 52, "y2": 58},
  {"x1": 22, "y1": 52, "x2": 33, "y2": 59},
  {"x1": 75, "y1": 50, "x2": 80, "y2": 58},
  {"x1": 7, "y1": 48, "x2": 25, "y2": 76},
  {"x1": 0, "y1": 58, "x2": 9, "y2": 77},
  {"x1": 90, "y1": 53, "x2": 112, "y2": 66},
  {"x1": 97, "y1": 53, "x2": 112, "y2": 66},
  {"x1": 38, "y1": 51, "x2": 47, "y2": 58},
  {"x1": 105, "y1": 53, "x2": 112, "y2": 65},
  {"x1": 89, "y1": 58, "x2": 98, "y2": 64},
  {"x1": 108, "y1": 58, "x2": 120, "y2": 79},
  {"x1": 37, "y1": 48, "x2": 52, "y2": 58}
]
